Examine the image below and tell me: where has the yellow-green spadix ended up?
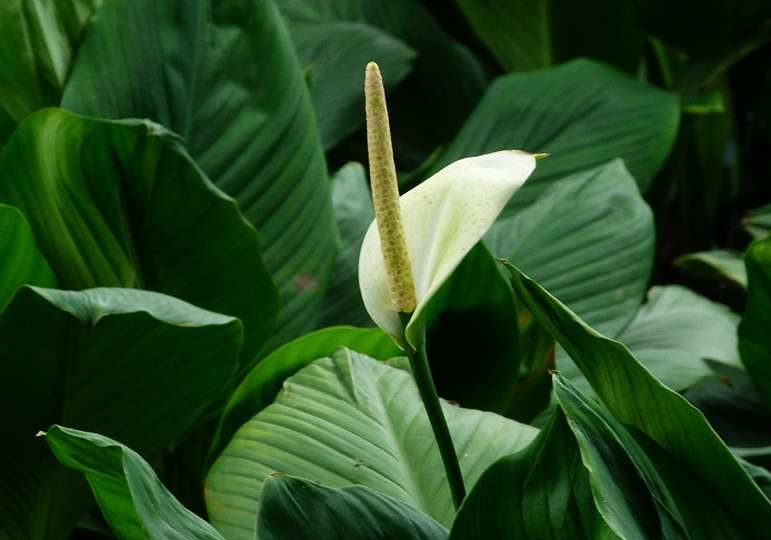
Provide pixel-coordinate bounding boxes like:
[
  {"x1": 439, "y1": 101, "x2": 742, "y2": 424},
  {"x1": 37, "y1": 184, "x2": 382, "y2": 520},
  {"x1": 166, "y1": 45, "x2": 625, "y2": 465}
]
[{"x1": 359, "y1": 62, "x2": 539, "y2": 347}]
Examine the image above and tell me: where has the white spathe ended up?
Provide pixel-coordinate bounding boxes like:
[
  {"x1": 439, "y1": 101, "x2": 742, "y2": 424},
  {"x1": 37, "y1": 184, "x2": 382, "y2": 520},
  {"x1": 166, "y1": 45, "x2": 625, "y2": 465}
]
[{"x1": 359, "y1": 150, "x2": 537, "y2": 347}]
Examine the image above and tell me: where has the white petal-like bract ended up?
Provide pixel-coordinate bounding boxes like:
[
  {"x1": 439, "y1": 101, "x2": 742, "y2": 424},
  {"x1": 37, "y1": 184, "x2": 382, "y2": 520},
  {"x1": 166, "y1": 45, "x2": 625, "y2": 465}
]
[{"x1": 359, "y1": 150, "x2": 537, "y2": 346}]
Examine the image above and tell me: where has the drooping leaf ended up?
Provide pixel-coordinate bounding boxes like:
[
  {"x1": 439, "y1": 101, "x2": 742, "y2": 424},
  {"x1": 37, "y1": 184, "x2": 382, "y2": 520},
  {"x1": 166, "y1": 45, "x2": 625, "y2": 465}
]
[
  {"x1": 359, "y1": 150, "x2": 536, "y2": 345},
  {"x1": 44, "y1": 426, "x2": 225, "y2": 540},
  {"x1": 257, "y1": 476, "x2": 447, "y2": 540},
  {"x1": 504, "y1": 262, "x2": 771, "y2": 537},
  {"x1": 206, "y1": 349, "x2": 537, "y2": 539},
  {"x1": 676, "y1": 250, "x2": 747, "y2": 289},
  {"x1": 210, "y1": 326, "x2": 402, "y2": 462},
  {"x1": 430, "y1": 59, "x2": 679, "y2": 210},
  {"x1": 554, "y1": 375, "x2": 749, "y2": 539},
  {"x1": 0, "y1": 286, "x2": 242, "y2": 539},
  {"x1": 276, "y1": 0, "x2": 486, "y2": 167},
  {"x1": 0, "y1": 0, "x2": 100, "y2": 125},
  {"x1": 319, "y1": 163, "x2": 375, "y2": 327},
  {"x1": 0, "y1": 204, "x2": 55, "y2": 312},
  {"x1": 0, "y1": 109, "x2": 276, "y2": 364},
  {"x1": 61, "y1": 0, "x2": 337, "y2": 346},
  {"x1": 488, "y1": 159, "x2": 653, "y2": 337},
  {"x1": 449, "y1": 408, "x2": 619, "y2": 540},
  {"x1": 739, "y1": 236, "x2": 771, "y2": 409}
]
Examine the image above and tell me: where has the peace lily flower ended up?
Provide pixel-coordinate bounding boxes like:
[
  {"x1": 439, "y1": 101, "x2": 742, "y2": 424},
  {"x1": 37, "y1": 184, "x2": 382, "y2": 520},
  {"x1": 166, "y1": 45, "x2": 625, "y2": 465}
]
[{"x1": 359, "y1": 62, "x2": 541, "y2": 349}]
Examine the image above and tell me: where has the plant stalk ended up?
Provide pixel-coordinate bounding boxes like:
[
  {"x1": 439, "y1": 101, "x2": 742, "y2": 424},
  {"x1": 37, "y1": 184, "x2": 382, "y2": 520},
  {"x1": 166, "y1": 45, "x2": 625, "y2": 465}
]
[{"x1": 401, "y1": 314, "x2": 466, "y2": 509}]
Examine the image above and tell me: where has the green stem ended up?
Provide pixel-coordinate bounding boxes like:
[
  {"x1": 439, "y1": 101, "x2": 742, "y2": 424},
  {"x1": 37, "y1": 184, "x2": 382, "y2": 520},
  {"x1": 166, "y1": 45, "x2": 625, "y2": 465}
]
[{"x1": 401, "y1": 315, "x2": 466, "y2": 509}]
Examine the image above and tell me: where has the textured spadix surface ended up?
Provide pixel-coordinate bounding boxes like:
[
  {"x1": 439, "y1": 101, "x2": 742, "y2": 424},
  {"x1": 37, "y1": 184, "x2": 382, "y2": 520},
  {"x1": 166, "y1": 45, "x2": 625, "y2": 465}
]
[{"x1": 359, "y1": 150, "x2": 536, "y2": 345}]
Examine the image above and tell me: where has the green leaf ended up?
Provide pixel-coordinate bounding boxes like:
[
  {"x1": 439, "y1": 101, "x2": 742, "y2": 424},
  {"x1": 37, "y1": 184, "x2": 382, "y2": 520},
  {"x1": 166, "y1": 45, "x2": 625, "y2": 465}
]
[
  {"x1": 554, "y1": 375, "x2": 749, "y2": 539},
  {"x1": 0, "y1": 0, "x2": 100, "y2": 124},
  {"x1": 449, "y1": 409, "x2": 617, "y2": 540},
  {"x1": 257, "y1": 476, "x2": 447, "y2": 540},
  {"x1": 430, "y1": 59, "x2": 679, "y2": 207},
  {"x1": 0, "y1": 108, "x2": 275, "y2": 364},
  {"x1": 488, "y1": 160, "x2": 653, "y2": 336},
  {"x1": 0, "y1": 287, "x2": 242, "y2": 539},
  {"x1": 424, "y1": 243, "x2": 522, "y2": 414},
  {"x1": 504, "y1": 262, "x2": 771, "y2": 537},
  {"x1": 276, "y1": 0, "x2": 485, "y2": 168},
  {"x1": 744, "y1": 203, "x2": 771, "y2": 239},
  {"x1": 319, "y1": 163, "x2": 375, "y2": 327},
  {"x1": 739, "y1": 236, "x2": 771, "y2": 409},
  {"x1": 210, "y1": 326, "x2": 402, "y2": 463},
  {"x1": 206, "y1": 349, "x2": 537, "y2": 539},
  {"x1": 277, "y1": 6, "x2": 416, "y2": 149},
  {"x1": 676, "y1": 250, "x2": 747, "y2": 288},
  {"x1": 44, "y1": 426, "x2": 225, "y2": 540},
  {"x1": 61, "y1": 0, "x2": 337, "y2": 346},
  {"x1": 0, "y1": 204, "x2": 55, "y2": 312},
  {"x1": 455, "y1": 0, "x2": 643, "y2": 74}
]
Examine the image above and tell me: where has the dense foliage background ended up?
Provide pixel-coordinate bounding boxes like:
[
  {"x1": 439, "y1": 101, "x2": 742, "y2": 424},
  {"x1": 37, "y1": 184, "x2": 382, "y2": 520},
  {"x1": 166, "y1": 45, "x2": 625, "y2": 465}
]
[{"x1": 1, "y1": 1, "x2": 770, "y2": 539}]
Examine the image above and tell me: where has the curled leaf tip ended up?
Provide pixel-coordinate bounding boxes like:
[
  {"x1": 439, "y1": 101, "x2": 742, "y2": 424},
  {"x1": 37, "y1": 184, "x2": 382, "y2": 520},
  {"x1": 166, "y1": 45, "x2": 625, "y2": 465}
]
[{"x1": 364, "y1": 62, "x2": 417, "y2": 314}]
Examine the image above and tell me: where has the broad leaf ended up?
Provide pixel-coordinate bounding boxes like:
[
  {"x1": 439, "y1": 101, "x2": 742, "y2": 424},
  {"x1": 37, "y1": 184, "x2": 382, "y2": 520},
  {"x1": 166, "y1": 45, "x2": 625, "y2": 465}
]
[
  {"x1": 0, "y1": 287, "x2": 241, "y2": 539},
  {"x1": 0, "y1": 0, "x2": 100, "y2": 126},
  {"x1": 676, "y1": 250, "x2": 747, "y2": 288},
  {"x1": 61, "y1": 0, "x2": 337, "y2": 346},
  {"x1": 276, "y1": 0, "x2": 485, "y2": 167},
  {"x1": 739, "y1": 236, "x2": 771, "y2": 409},
  {"x1": 257, "y1": 476, "x2": 447, "y2": 540},
  {"x1": 206, "y1": 349, "x2": 537, "y2": 539},
  {"x1": 0, "y1": 109, "x2": 275, "y2": 364},
  {"x1": 488, "y1": 159, "x2": 653, "y2": 336},
  {"x1": 319, "y1": 163, "x2": 375, "y2": 327},
  {"x1": 210, "y1": 326, "x2": 401, "y2": 462},
  {"x1": 277, "y1": 8, "x2": 416, "y2": 149},
  {"x1": 505, "y1": 263, "x2": 771, "y2": 537},
  {"x1": 0, "y1": 204, "x2": 55, "y2": 311},
  {"x1": 44, "y1": 426, "x2": 225, "y2": 540},
  {"x1": 456, "y1": 0, "x2": 643, "y2": 74},
  {"x1": 450, "y1": 408, "x2": 619, "y2": 540},
  {"x1": 430, "y1": 59, "x2": 679, "y2": 209}
]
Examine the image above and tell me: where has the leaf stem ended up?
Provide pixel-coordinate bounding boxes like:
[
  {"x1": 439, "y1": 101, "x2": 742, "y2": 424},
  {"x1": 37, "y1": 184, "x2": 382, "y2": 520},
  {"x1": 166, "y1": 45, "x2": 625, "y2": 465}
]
[{"x1": 400, "y1": 314, "x2": 466, "y2": 509}]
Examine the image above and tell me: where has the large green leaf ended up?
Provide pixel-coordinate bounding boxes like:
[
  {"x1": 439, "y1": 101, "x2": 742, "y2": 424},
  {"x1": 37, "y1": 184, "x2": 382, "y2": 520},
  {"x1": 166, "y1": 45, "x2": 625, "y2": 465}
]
[
  {"x1": 257, "y1": 476, "x2": 447, "y2": 540},
  {"x1": 505, "y1": 262, "x2": 771, "y2": 537},
  {"x1": 319, "y1": 163, "x2": 375, "y2": 327},
  {"x1": 210, "y1": 326, "x2": 401, "y2": 462},
  {"x1": 276, "y1": 4, "x2": 416, "y2": 149},
  {"x1": 206, "y1": 349, "x2": 537, "y2": 539},
  {"x1": 430, "y1": 59, "x2": 679, "y2": 208},
  {"x1": 449, "y1": 408, "x2": 619, "y2": 540},
  {"x1": 276, "y1": 0, "x2": 485, "y2": 168},
  {"x1": 739, "y1": 236, "x2": 771, "y2": 409},
  {"x1": 0, "y1": 0, "x2": 100, "y2": 125},
  {"x1": 44, "y1": 426, "x2": 225, "y2": 540},
  {"x1": 455, "y1": 0, "x2": 643, "y2": 74},
  {"x1": 488, "y1": 160, "x2": 653, "y2": 336},
  {"x1": 60, "y1": 0, "x2": 337, "y2": 346},
  {"x1": 0, "y1": 204, "x2": 55, "y2": 311},
  {"x1": 554, "y1": 376, "x2": 748, "y2": 539},
  {"x1": 0, "y1": 109, "x2": 275, "y2": 363},
  {"x1": 0, "y1": 286, "x2": 242, "y2": 539}
]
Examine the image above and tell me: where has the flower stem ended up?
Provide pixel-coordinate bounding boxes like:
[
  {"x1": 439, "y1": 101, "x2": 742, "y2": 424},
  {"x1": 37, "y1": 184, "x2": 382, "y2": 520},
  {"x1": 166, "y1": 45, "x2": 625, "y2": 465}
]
[{"x1": 401, "y1": 314, "x2": 466, "y2": 509}]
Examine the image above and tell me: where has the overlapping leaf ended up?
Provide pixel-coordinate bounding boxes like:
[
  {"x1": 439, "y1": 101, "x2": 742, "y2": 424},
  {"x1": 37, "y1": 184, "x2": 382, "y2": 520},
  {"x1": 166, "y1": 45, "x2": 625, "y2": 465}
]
[
  {"x1": 0, "y1": 287, "x2": 242, "y2": 539},
  {"x1": 206, "y1": 349, "x2": 537, "y2": 539},
  {"x1": 61, "y1": 0, "x2": 337, "y2": 346}
]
